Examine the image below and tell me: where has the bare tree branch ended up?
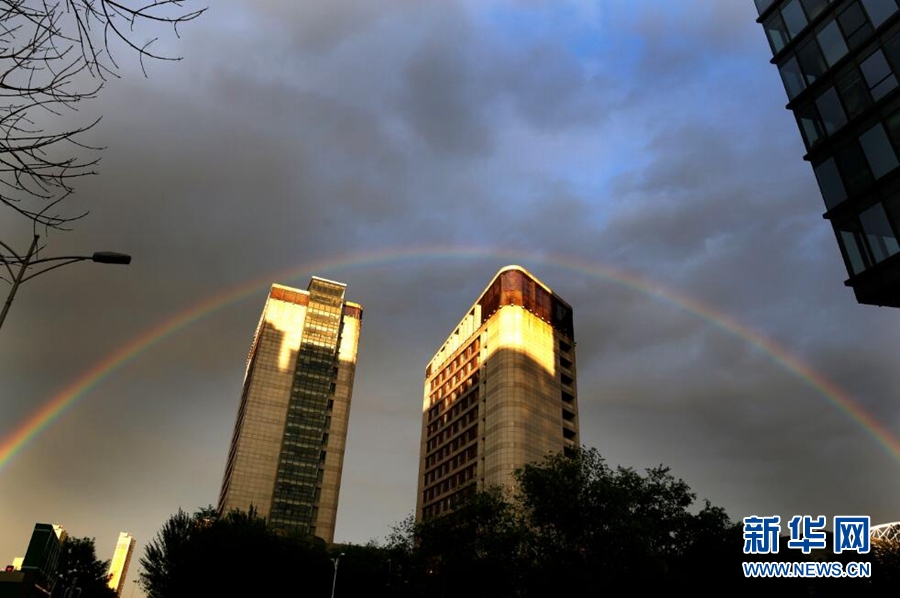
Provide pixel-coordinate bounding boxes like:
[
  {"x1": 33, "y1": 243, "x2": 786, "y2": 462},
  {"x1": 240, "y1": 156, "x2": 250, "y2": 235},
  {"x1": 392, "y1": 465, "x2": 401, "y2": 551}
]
[{"x1": 0, "y1": 0, "x2": 205, "y2": 245}]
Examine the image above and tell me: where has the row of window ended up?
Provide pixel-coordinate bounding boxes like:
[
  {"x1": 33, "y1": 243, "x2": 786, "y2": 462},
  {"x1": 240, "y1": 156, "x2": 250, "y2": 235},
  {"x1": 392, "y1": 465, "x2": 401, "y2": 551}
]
[
  {"x1": 836, "y1": 194, "x2": 900, "y2": 274},
  {"x1": 421, "y1": 485, "x2": 477, "y2": 520},
  {"x1": 423, "y1": 464, "x2": 477, "y2": 503},
  {"x1": 764, "y1": 0, "x2": 837, "y2": 53},
  {"x1": 430, "y1": 340, "x2": 480, "y2": 388},
  {"x1": 778, "y1": 0, "x2": 897, "y2": 101},
  {"x1": 276, "y1": 465, "x2": 324, "y2": 483},
  {"x1": 796, "y1": 59, "x2": 881, "y2": 150},
  {"x1": 425, "y1": 424, "x2": 478, "y2": 457},
  {"x1": 428, "y1": 408, "x2": 478, "y2": 444},
  {"x1": 427, "y1": 400, "x2": 478, "y2": 439},
  {"x1": 430, "y1": 359, "x2": 478, "y2": 399},
  {"x1": 428, "y1": 372, "x2": 479, "y2": 412},
  {"x1": 427, "y1": 388, "x2": 479, "y2": 435},
  {"x1": 424, "y1": 446, "x2": 479, "y2": 487},
  {"x1": 269, "y1": 504, "x2": 317, "y2": 526},
  {"x1": 813, "y1": 111, "x2": 900, "y2": 208}
]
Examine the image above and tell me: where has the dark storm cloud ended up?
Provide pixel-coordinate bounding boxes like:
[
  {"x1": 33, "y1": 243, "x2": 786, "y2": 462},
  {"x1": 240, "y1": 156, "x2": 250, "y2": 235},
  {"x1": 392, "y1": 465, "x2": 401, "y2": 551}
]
[{"x1": 398, "y1": 24, "x2": 494, "y2": 156}]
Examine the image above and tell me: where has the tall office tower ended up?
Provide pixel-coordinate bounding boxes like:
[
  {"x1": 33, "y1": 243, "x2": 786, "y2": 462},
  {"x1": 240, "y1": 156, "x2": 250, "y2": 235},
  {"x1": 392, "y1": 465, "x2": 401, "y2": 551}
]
[
  {"x1": 106, "y1": 532, "x2": 135, "y2": 597},
  {"x1": 756, "y1": 0, "x2": 900, "y2": 306},
  {"x1": 218, "y1": 278, "x2": 363, "y2": 543},
  {"x1": 416, "y1": 266, "x2": 579, "y2": 521},
  {"x1": 21, "y1": 523, "x2": 66, "y2": 594}
]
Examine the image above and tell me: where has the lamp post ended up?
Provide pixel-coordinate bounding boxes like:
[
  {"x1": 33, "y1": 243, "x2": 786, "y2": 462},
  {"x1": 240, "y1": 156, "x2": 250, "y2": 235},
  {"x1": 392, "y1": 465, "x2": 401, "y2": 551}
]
[
  {"x1": 0, "y1": 234, "x2": 131, "y2": 331},
  {"x1": 330, "y1": 552, "x2": 344, "y2": 598}
]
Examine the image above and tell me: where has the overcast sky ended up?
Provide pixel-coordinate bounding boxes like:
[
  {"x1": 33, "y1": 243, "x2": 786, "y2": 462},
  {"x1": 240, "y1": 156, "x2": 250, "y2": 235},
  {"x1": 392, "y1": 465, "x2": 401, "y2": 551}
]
[{"x1": 3, "y1": 0, "x2": 900, "y2": 591}]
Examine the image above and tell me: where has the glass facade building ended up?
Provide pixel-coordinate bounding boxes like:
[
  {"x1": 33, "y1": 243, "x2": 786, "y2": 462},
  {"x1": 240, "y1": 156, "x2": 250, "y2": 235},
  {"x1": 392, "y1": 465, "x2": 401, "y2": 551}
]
[
  {"x1": 757, "y1": 0, "x2": 900, "y2": 306},
  {"x1": 218, "y1": 278, "x2": 363, "y2": 544},
  {"x1": 20, "y1": 523, "x2": 65, "y2": 595},
  {"x1": 416, "y1": 266, "x2": 579, "y2": 520}
]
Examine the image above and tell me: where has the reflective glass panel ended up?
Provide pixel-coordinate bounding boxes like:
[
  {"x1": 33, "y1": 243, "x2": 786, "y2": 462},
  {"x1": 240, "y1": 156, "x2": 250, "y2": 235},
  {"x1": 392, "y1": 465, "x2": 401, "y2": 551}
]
[
  {"x1": 817, "y1": 21, "x2": 849, "y2": 66},
  {"x1": 861, "y1": 50, "x2": 898, "y2": 100},
  {"x1": 835, "y1": 143, "x2": 874, "y2": 195},
  {"x1": 814, "y1": 157, "x2": 848, "y2": 209},
  {"x1": 884, "y1": 108, "x2": 900, "y2": 145},
  {"x1": 861, "y1": 0, "x2": 898, "y2": 28},
  {"x1": 815, "y1": 87, "x2": 847, "y2": 134},
  {"x1": 766, "y1": 13, "x2": 791, "y2": 54},
  {"x1": 780, "y1": 56, "x2": 807, "y2": 99},
  {"x1": 860, "y1": 203, "x2": 900, "y2": 262},
  {"x1": 859, "y1": 123, "x2": 899, "y2": 177},
  {"x1": 797, "y1": 39, "x2": 828, "y2": 84},
  {"x1": 783, "y1": 0, "x2": 809, "y2": 37},
  {"x1": 802, "y1": 0, "x2": 831, "y2": 19},
  {"x1": 756, "y1": 0, "x2": 777, "y2": 15},
  {"x1": 797, "y1": 103, "x2": 824, "y2": 148},
  {"x1": 836, "y1": 141, "x2": 875, "y2": 196},
  {"x1": 839, "y1": 1, "x2": 875, "y2": 48},
  {"x1": 837, "y1": 68, "x2": 872, "y2": 118},
  {"x1": 838, "y1": 228, "x2": 869, "y2": 274}
]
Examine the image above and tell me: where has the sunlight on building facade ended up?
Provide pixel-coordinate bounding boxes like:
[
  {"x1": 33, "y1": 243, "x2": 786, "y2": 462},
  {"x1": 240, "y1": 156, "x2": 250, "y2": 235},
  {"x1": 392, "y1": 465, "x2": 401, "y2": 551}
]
[
  {"x1": 106, "y1": 532, "x2": 135, "y2": 597},
  {"x1": 416, "y1": 265, "x2": 579, "y2": 521},
  {"x1": 218, "y1": 278, "x2": 363, "y2": 544}
]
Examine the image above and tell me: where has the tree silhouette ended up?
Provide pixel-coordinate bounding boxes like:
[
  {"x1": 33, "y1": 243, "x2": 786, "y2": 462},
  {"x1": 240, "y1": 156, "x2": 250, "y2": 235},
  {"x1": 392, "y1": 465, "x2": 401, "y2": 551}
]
[{"x1": 53, "y1": 536, "x2": 115, "y2": 598}]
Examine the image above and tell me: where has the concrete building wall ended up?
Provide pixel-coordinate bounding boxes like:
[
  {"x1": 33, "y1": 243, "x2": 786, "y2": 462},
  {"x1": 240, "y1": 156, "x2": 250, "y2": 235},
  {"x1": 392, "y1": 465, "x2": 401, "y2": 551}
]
[
  {"x1": 219, "y1": 294, "x2": 307, "y2": 520},
  {"x1": 416, "y1": 266, "x2": 578, "y2": 521},
  {"x1": 482, "y1": 305, "x2": 565, "y2": 487}
]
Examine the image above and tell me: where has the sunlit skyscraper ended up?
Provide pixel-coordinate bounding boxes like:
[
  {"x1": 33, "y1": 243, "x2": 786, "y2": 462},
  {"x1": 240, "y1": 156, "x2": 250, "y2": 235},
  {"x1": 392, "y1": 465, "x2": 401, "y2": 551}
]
[
  {"x1": 218, "y1": 278, "x2": 363, "y2": 543},
  {"x1": 416, "y1": 265, "x2": 579, "y2": 520},
  {"x1": 106, "y1": 532, "x2": 135, "y2": 597}
]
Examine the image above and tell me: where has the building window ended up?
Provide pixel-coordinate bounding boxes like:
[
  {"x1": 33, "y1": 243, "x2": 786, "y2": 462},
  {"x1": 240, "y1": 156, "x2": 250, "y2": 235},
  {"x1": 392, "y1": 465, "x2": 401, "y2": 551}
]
[
  {"x1": 861, "y1": 0, "x2": 899, "y2": 28},
  {"x1": 797, "y1": 38, "x2": 829, "y2": 85},
  {"x1": 839, "y1": 1, "x2": 875, "y2": 49},
  {"x1": 756, "y1": 0, "x2": 776, "y2": 17},
  {"x1": 859, "y1": 122, "x2": 899, "y2": 177},
  {"x1": 837, "y1": 67, "x2": 873, "y2": 118},
  {"x1": 779, "y1": 56, "x2": 806, "y2": 100},
  {"x1": 783, "y1": 0, "x2": 809, "y2": 38},
  {"x1": 814, "y1": 157, "x2": 848, "y2": 209},
  {"x1": 765, "y1": 12, "x2": 791, "y2": 54},
  {"x1": 885, "y1": 108, "x2": 900, "y2": 146},
  {"x1": 836, "y1": 219, "x2": 870, "y2": 275},
  {"x1": 860, "y1": 203, "x2": 900, "y2": 262},
  {"x1": 860, "y1": 49, "x2": 898, "y2": 100},
  {"x1": 815, "y1": 87, "x2": 848, "y2": 134},
  {"x1": 802, "y1": 0, "x2": 831, "y2": 20},
  {"x1": 817, "y1": 20, "x2": 849, "y2": 67},
  {"x1": 836, "y1": 140, "x2": 875, "y2": 196}
]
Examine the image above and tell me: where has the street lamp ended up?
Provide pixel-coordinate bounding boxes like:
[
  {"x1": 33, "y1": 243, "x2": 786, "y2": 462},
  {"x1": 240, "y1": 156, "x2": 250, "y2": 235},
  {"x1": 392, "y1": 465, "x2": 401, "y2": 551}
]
[
  {"x1": 330, "y1": 552, "x2": 344, "y2": 598},
  {"x1": 0, "y1": 234, "x2": 131, "y2": 331}
]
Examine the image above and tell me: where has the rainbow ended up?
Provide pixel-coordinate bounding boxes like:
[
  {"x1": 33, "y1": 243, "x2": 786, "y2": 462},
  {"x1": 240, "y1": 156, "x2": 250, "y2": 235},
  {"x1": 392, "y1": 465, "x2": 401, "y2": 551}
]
[{"x1": 2, "y1": 245, "x2": 899, "y2": 471}]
